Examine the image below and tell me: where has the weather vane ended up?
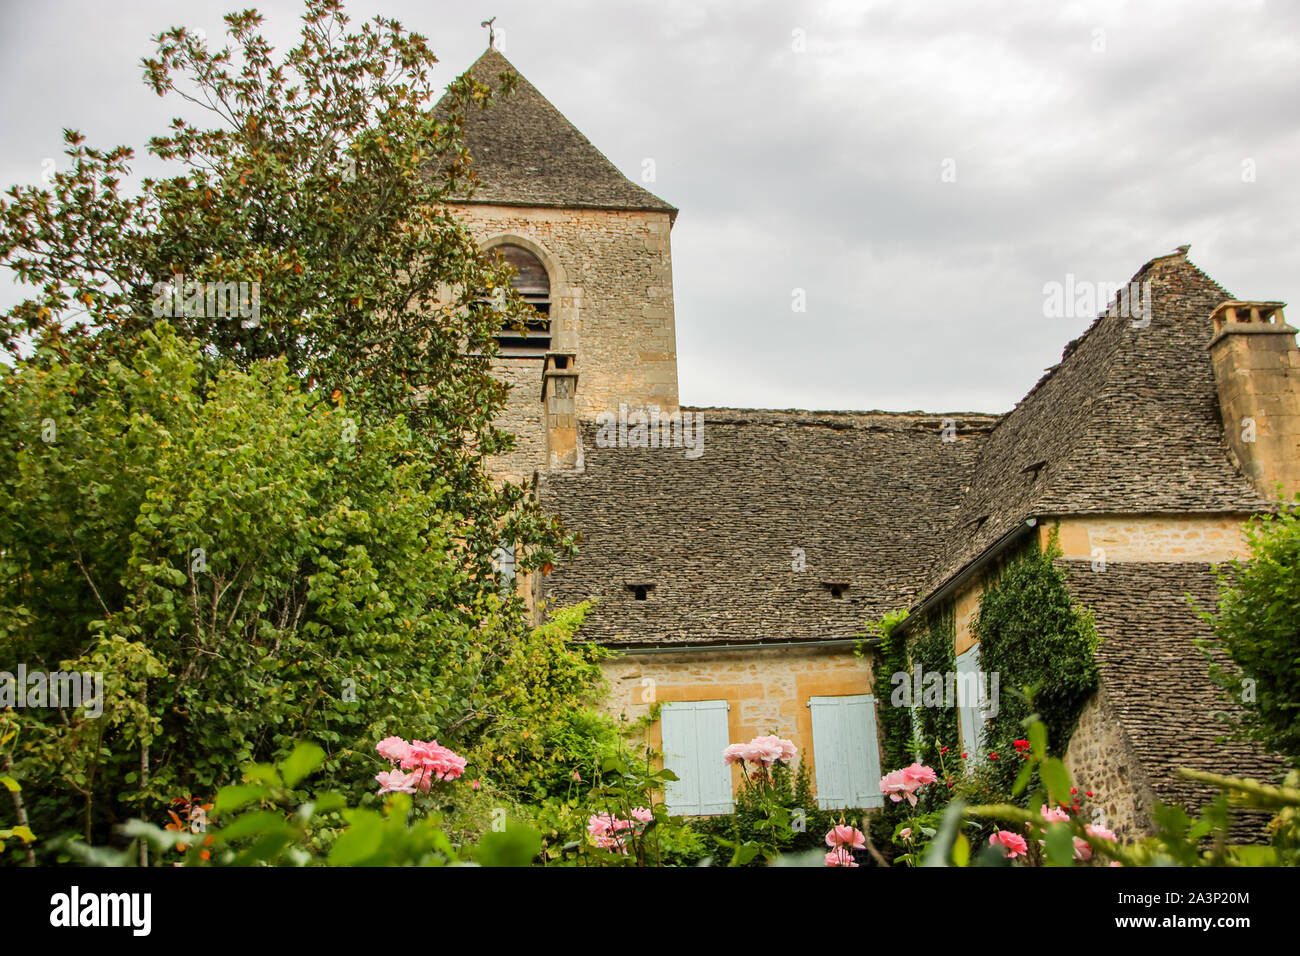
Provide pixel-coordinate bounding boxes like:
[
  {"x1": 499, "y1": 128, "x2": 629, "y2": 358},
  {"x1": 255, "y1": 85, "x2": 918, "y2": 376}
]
[{"x1": 481, "y1": 17, "x2": 497, "y2": 49}]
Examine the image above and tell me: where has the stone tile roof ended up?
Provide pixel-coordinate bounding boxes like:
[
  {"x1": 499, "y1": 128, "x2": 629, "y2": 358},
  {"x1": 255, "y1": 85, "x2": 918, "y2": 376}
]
[
  {"x1": 435, "y1": 48, "x2": 677, "y2": 216},
  {"x1": 1061, "y1": 560, "x2": 1284, "y2": 839},
  {"x1": 536, "y1": 408, "x2": 998, "y2": 646},
  {"x1": 920, "y1": 253, "x2": 1273, "y2": 598}
]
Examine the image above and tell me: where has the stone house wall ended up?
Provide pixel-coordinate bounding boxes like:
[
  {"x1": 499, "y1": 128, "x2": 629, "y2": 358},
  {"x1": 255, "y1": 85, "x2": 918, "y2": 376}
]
[{"x1": 600, "y1": 644, "x2": 874, "y2": 796}]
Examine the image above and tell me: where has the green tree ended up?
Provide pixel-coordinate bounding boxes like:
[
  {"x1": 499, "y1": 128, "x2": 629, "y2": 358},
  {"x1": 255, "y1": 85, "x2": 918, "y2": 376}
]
[
  {"x1": 0, "y1": 0, "x2": 585, "y2": 860},
  {"x1": 0, "y1": 0, "x2": 572, "y2": 597},
  {"x1": 0, "y1": 325, "x2": 538, "y2": 854},
  {"x1": 1202, "y1": 500, "x2": 1300, "y2": 766}
]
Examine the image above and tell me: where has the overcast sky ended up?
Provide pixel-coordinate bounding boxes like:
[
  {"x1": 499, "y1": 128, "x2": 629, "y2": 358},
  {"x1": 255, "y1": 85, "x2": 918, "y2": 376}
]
[{"x1": 2, "y1": 0, "x2": 1297, "y2": 413}]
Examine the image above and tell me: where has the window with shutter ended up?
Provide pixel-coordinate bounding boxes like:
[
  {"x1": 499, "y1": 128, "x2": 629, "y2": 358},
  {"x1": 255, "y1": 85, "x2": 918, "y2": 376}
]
[
  {"x1": 660, "y1": 700, "x2": 734, "y2": 816},
  {"x1": 809, "y1": 695, "x2": 884, "y2": 809},
  {"x1": 956, "y1": 645, "x2": 986, "y2": 759},
  {"x1": 492, "y1": 544, "x2": 516, "y2": 587}
]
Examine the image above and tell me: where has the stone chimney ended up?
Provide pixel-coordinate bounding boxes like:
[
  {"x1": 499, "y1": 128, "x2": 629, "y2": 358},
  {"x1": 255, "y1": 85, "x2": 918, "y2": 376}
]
[
  {"x1": 542, "y1": 351, "x2": 580, "y2": 470},
  {"x1": 1208, "y1": 300, "x2": 1300, "y2": 499}
]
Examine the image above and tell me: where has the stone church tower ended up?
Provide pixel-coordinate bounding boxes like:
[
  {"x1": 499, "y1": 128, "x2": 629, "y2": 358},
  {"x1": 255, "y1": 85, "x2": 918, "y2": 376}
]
[{"x1": 441, "y1": 48, "x2": 680, "y2": 483}]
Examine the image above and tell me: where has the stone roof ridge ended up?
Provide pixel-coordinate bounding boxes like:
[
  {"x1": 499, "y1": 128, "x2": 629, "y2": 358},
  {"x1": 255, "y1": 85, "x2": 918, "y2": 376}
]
[
  {"x1": 437, "y1": 47, "x2": 677, "y2": 216},
  {"x1": 915, "y1": 250, "x2": 1265, "y2": 599},
  {"x1": 977, "y1": 248, "x2": 1227, "y2": 455},
  {"x1": 680, "y1": 405, "x2": 1001, "y2": 426},
  {"x1": 998, "y1": 250, "x2": 1233, "y2": 424}
]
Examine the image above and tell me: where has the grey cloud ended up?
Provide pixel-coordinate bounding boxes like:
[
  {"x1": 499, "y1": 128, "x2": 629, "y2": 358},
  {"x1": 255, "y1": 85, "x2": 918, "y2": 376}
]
[{"x1": 2, "y1": 0, "x2": 1295, "y2": 412}]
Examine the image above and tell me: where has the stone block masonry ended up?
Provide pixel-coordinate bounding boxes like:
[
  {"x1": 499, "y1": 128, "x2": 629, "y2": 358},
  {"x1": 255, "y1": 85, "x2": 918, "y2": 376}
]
[
  {"x1": 602, "y1": 644, "x2": 874, "y2": 795},
  {"x1": 452, "y1": 202, "x2": 679, "y2": 478}
]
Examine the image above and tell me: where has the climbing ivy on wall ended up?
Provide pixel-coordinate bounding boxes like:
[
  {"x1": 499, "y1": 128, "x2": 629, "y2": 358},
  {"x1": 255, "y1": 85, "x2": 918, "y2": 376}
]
[
  {"x1": 864, "y1": 610, "x2": 913, "y2": 779},
  {"x1": 972, "y1": 535, "x2": 1101, "y2": 793},
  {"x1": 909, "y1": 605, "x2": 958, "y2": 769},
  {"x1": 865, "y1": 608, "x2": 927, "y2": 857},
  {"x1": 864, "y1": 533, "x2": 1101, "y2": 851}
]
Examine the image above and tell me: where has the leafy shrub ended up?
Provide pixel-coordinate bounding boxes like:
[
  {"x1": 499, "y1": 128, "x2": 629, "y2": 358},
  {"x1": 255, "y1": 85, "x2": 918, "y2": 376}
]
[
  {"x1": 64, "y1": 742, "x2": 541, "y2": 867},
  {"x1": 971, "y1": 535, "x2": 1100, "y2": 793},
  {"x1": 0, "y1": 327, "x2": 607, "y2": 860},
  {"x1": 1201, "y1": 499, "x2": 1300, "y2": 766},
  {"x1": 467, "y1": 602, "x2": 624, "y2": 803},
  {"x1": 690, "y1": 758, "x2": 853, "y2": 866}
]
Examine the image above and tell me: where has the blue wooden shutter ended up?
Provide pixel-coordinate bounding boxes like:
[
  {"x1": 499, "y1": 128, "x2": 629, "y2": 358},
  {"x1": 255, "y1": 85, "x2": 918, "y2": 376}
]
[
  {"x1": 661, "y1": 700, "x2": 733, "y2": 815},
  {"x1": 491, "y1": 544, "x2": 515, "y2": 586},
  {"x1": 956, "y1": 645, "x2": 985, "y2": 758},
  {"x1": 809, "y1": 695, "x2": 884, "y2": 809}
]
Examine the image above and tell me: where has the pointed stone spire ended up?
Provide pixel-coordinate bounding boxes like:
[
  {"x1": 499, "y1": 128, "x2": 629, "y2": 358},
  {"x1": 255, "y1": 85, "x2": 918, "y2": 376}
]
[{"x1": 436, "y1": 48, "x2": 676, "y2": 217}]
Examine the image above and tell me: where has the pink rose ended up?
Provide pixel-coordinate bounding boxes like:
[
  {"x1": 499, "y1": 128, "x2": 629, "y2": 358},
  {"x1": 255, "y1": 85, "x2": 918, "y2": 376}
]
[
  {"x1": 401, "y1": 740, "x2": 467, "y2": 781},
  {"x1": 376, "y1": 736, "x2": 412, "y2": 765},
  {"x1": 902, "y1": 763, "x2": 938, "y2": 789},
  {"x1": 724, "y1": 735, "x2": 797, "y2": 766},
  {"x1": 630, "y1": 807, "x2": 654, "y2": 823},
  {"x1": 399, "y1": 740, "x2": 435, "y2": 771},
  {"x1": 880, "y1": 769, "x2": 916, "y2": 805},
  {"x1": 587, "y1": 811, "x2": 647, "y2": 852},
  {"x1": 723, "y1": 743, "x2": 751, "y2": 766},
  {"x1": 1078, "y1": 824, "x2": 1117, "y2": 860},
  {"x1": 824, "y1": 825, "x2": 867, "y2": 850},
  {"x1": 1086, "y1": 824, "x2": 1117, "y2": 842},
  {"x1": 989, "y1": 830, "x2": 1028, "y2": 859},
  {"x1": 1040, "y1": 805, "x2": 1070, "y2": 824},
  {"x1": 747, "y1": 736, "x2": 785, "y2": 765},
  {"x1": 589, "y1": 827, "x2": 627, "y2": 852},
  {"x1": 749, "y1": 734, "x2": 797, "y2": 763},
  {"x1": 825, "y1": 847, "x2": 859, "y2": 867},
  {"x1": 881, "y1": 763, "x2": 938, "y2": 806},
  {"x1": 375, "y1": 769, "x2": 418, "y2": 795},
  {"x1": 431, "y1": 750, "x2": 468, "y2": 781}
]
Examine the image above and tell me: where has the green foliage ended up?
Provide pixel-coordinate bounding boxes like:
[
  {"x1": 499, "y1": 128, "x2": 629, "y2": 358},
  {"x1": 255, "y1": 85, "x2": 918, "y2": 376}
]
[
  {"x1": 0, "y1": 325, "x2": 596, "y2": 858},
  {"x1": 0, "y1": 740, "x2": 36, "y2": 860},
  {"x1": 865, "y1": 608, "x2": 914, "y2": 858},
  {"x1": 64, "y1": 741, "x2": 542, "y2": 867},
  {"x1": 0, "y1": 0, "x2": 593, "y2": 864},
  {"x1": 922, "y1": 715, "x2": 1300, "y2": 867},
  {"x1": 1200, "y1": 499, "x2": 1300, "y2": 766},
  {"x1": 690, "y1": 759, "x2": 846, "y2": 866},
  {"x1": 908, "y1": 605, "x2": 958, "y2": 769},
  {"x1": 877, "y1": 536, "x2": 1101, "y2": 863},
  {"x1": 970, "y1": 535, "x2": 1100, "y2": 792},
  {"x1": 469, "y1": 602, "x2": 622, "y2": 803},
  {"x1": 530, "y1": 745, "x2": 702, "y2": 867},
  {"x1": 0, "y1": 3, "x2": 574, "y2": 580},
  {"x1": 947, "y1": 753, "x2": 1021, "y2": 849},
  {"x1": 865, "y1": 609, "x2": 912, "y2": 774}
]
